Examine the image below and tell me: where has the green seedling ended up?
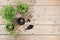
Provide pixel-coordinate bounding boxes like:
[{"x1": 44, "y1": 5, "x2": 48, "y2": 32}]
[
  {"x1": 17, "y1": 2, "x2": 28, "y2": 14},
  {"x1": 1, "y1": 5, "x2": 16, "y2": 22},
  {"x1": 10, "y1": 31, "x2": 19, "y2": 37},
  {"x1": 6, "y1": 23, "x2": 14, "y2": 32}
]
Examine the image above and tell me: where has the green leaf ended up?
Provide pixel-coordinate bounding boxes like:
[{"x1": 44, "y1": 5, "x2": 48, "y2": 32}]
[
  {"x1": 6, "y1": 23, "x2": 14, "y2": 32},
  {"x1": 10, "y1": 31, "x2": 19, "y2": 37},
  {"x1": 17, "y1": 2, "x2": 28, "y2": 14},
  {"x1": 1, "y1": 5, "x2": 16, "y2": 22}
]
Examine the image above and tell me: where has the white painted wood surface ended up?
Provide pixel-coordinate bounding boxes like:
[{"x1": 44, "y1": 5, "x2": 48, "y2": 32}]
[
  {"x1": 0, "y1": 0, "x2": 60, "y2": 40},
  {"x1": 0, "y1": 35, "x2": 60, "y2": 40}
]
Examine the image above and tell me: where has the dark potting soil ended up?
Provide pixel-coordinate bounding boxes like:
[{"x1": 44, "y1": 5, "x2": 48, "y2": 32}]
[
  {"x1": 25, "y1": 25, "x2": 34, "y2": 30},
  {"x1": 28, "y1": 19, "x2": 31, "y2": 22},
  {"x1": 17, "y1": 18, "x2": 25, "y2": 25}
]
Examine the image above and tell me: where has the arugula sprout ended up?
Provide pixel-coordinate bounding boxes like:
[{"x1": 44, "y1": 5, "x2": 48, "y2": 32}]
[
  {"x1": 17, "y1": 2, "x2": 28, "y2": 14},
  {"x1": 0, "y1": 2, "x2": 28, "y2": 37},
  {"x1": 6, "y1": 23, "x2": 14, "y2": 32},
  {"x1": 6, "y1": 23, "x2": 19, "y2": 37},
  {"x1": 1, "y1": 5, "x2": 16, "y2": 22},
  {"x1": 10, "y1": 31, "x2": 19, "y2": 37}
]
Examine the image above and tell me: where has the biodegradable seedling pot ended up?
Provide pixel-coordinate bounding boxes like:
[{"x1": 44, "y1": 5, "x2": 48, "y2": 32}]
[
  {"x1": 6, "y1": 23, "x2": 14, "y2": 32},
  {"x1": 17, "y1": 18, "x2": 25, "y2": 25}
]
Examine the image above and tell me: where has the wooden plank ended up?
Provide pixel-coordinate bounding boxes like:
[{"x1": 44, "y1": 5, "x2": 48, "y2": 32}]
[
  {"x1": 36, "y1": 0, "x2": 60, "y2": 5},
  {"x1": 0, "y1": 35, "x2": 60, "y2": 40},
  {"x1": 31, "y1": 16, "x2": 60, "y2": 24},
  {"x1": 0, "y1": 25, "x2": 60, "y2": 34},
  {"x1": 0, "y1": 0, "x2": 36, "y2": 5},
  {"x1": 0, "y1": 6, "x2": 60, "y2": 24},
  {"x1": 0, "y1": 25, "x2": 8, "y2": 34},
  {"x1": 0, "y1": 5, "x2": 60, "y2": 16},
  {"x1": 0, "y1": 0, "x2": 60, "y2": 5},
  {"x1": 0, "y1": 16, "x2": 60, "y2": 25},
  {"x1": 20, "y1": 25, "x2": 60, "y2": 34},
  {"x1": 32, "y1": 6, "x2": 60, "y2": 16}
]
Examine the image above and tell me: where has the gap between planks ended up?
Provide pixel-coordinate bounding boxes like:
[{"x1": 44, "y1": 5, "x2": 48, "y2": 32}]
[
  {"x1": 0, "y1": 21, "x2": 60, "y2": 25},
  {"x1": 0, "y1": 5, "x2": 60, "y2": 6},
  {"x1": 1, "y1": 34, "x2": 60, "y2": 36}
]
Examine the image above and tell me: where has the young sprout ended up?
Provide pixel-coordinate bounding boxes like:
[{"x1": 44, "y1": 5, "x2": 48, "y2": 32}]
[
  {"x1": 17, "y1": 2, "x2": 28, "y2": 14},
  {"x1": 6, "y1": 23, "x2": 14, "y2": 32},
  {"x1": 10, "y1": 31, "x2": 19, "y2": 37},
  {"x1": 1, "y1": 5, "x2": 16, "y2": 22}
]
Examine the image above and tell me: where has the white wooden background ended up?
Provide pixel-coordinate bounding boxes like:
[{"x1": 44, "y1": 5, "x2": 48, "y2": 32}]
[{"x1": 0, "y1": 0, "x2": 60, "y2": 40}]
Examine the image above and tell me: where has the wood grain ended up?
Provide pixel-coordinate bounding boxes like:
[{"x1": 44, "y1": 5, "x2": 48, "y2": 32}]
[
  {"x1": 0, "y1": 6, "x2": 60, "y2": 24},
  {"x1": 0, "y1": 0, "x2": 60, "y2": 5},
  {"x1": 0, "y1": 35, "x2": 60, "y2": 40},
  {"x1": 0, "y1": 25, "x2": 60, "y2": 34},
  {"x1": 0, "y1": 0, "x2": 60, "y2": 40}
]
